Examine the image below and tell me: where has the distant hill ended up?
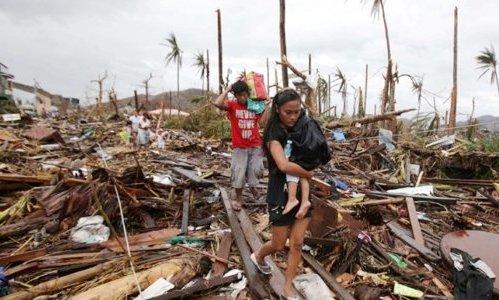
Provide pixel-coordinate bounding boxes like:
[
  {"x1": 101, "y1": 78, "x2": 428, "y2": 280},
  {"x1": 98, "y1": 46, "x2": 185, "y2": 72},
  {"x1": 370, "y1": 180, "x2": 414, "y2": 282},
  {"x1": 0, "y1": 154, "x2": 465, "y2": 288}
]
[
  {"x1": 457, "y1": 115, "x2": 499, "y2": 132},
  {"x1": 88, "y1": 88, "x2": 215, "y2": 112}
]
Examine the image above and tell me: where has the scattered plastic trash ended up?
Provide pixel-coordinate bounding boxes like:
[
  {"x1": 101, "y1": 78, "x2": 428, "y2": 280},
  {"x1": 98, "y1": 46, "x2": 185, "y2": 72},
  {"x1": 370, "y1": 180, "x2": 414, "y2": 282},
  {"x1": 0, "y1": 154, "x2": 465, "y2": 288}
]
[
  {"x1": 94, "y1": 147, "x2": 113, "y2": 161},
  {"x1": 70, "y1": 215, "x2": 110, "y2": 244},
  {"x1": 387, "y1": 253, "x2": 408, "y2": 269},
  {"x1": 356, "y1": 270, "x2": 390, "y2": 286},
  {"x1": 205, "y1": 190, "x2": 221, "y2": 204},
  {"x1": 332, "y1": 129, "x2": 346, "y2": 142},
  {"x1": 79, "y1": 128, "x2": 95, "y2": 141},
  {"x1": 393, "y1": 281, "x2": 424, "y2": 298},
  {"x1": 167, "y1": 236, "x2": 204, "y2": 248},
  {"x1": 293, "y1": 273, "x2": 334, "y2": 300},
  {"x1": 152, "y1": 174, "x2": 175, "y2": 186},
  {"x1": 219, "y1": 269, "x2": 246, "y2": 298},
  {"x1": 387, "y1": 185, "x2": 433, "y2": 196},
  {"x1": 0, "y1": 266, "x2": 9, "y2": 296},
  {"x1": 426, "y1": 135, "x2": 455, "y2": 148},
  {"x1": 134, "y1": 278, "x2": 175, "y2": 300},
  {"x1": 335, "y1": 178, "x2": 350, "y2": 191},
  {"x1": 378, "y1": 129, "x2": 395, "y2": 151}
]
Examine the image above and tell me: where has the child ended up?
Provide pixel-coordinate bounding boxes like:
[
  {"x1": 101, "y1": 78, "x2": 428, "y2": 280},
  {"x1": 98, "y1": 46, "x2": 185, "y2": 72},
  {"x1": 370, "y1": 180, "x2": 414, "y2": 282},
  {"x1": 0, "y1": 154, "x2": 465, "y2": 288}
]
[
  {"x1": 282, "y1": 139, "x2": 311, "y2": 219},
  {"x1": 118, "y1": 120, "x2": 133, "y2": 145}
]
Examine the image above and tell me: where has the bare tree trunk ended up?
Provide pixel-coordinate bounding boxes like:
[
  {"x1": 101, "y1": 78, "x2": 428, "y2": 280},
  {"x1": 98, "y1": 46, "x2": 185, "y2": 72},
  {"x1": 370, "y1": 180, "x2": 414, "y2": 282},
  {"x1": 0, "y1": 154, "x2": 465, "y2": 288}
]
[
  {"x1": 308, "y1": 53, "x2": 312, "y2": 75},
  {"x1": 328, "y1": 74, "x2": 331, "y2": 116},
  {"x1": 274, "y1": 67, "x2": 279, "y2": 91},
  {"x1": 206, "y1": 49, "x2": 210, "y2": 95},
  {"x1": 279, "y1": 0, "x2": 289, "y2": 87},
  {"x1": 266, "y1": 57, "x2": 270, "y2": 97},
  {"x1": 448, "y1": 6, "x2": 458, "y2": 134},
  {"x1": 169, "y1": 90, "x2": 172, "y2": 117},
  {"x1": 364, "y1": 64, "x2": 368, "y2": 117},
  {"x1": 216, "y1": 9, "x2": 224, "y2": 93},
  {"x1": 134, "y1": 89, "x2": 139, "y2": 111},
  {"x1": 177, "y1": 60, "x2": 180, "y2": 113}
]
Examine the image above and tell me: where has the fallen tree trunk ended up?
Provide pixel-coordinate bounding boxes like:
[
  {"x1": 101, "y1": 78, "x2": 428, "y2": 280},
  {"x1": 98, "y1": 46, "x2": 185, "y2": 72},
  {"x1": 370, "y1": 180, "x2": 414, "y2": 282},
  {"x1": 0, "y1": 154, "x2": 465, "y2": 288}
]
[
  {"x1": 326, "y1": 108, "x2": 415, "y2": 129},
  {"x1": 71, "y1": 259, "x2": 194, "y2": 300},
  {"x1": 2, "y1": 260, "x2": 117, "y2": 300}
]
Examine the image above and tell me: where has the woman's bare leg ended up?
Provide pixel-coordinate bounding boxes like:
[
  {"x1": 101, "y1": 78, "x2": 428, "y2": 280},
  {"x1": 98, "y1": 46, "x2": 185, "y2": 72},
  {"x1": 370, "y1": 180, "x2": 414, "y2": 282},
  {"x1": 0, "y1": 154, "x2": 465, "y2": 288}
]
[
  {"x1": 283, "y1": 217, "x2": 310, "y2": 297},
  {"x1": 254, "y1": 225, "x2": 288, "y2": 265}
]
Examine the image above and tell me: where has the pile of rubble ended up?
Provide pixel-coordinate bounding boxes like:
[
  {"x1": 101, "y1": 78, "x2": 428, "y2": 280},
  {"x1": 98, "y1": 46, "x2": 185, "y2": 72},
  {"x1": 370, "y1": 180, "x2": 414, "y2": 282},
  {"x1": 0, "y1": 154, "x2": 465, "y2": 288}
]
[{"x1": 0, "y1": 116, "x2": 498, "y2": 299}]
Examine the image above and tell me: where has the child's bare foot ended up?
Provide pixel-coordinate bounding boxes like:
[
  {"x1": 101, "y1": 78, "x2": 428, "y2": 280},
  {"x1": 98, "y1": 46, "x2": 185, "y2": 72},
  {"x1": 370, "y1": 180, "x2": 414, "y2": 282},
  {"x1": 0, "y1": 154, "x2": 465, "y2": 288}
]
[
  {"x1": 295, "y1": 201, "x2": 311, "y2": 219},
  {"x1": 282, "y1": 198, "x2": 299, "y2": 215}
]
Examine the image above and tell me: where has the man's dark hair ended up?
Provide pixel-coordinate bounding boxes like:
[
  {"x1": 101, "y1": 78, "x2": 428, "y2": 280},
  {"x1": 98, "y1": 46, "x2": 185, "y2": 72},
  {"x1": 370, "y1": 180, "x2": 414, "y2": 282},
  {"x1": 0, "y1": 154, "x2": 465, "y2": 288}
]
[{"x1": 232, "y1": 80, "x2": 249, "y2": 94}]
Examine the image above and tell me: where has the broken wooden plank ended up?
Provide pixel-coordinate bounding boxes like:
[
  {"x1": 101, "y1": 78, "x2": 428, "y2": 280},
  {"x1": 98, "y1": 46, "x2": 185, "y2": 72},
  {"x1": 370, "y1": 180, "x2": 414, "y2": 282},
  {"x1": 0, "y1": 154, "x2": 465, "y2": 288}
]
[
  {"x1": 180, "y1": 189, "x2": 190, "y2": 234},
  {"x1": 0, "y1": 173, "x2": 52, "y2": 184},
  {"x1": 302, "y1": 252, "x2": 355, "y2": 300},
  {"x1": 386, "y1": 221, "x2": 440, "y2": 261},
  {"x1": 366, "y1": 190, "x2": 458, "y2": 205},
  {"x1": 219, "y1": 187, "x2": 269, "y2": 299},
  {"x1": 405, "y1": 197, "x2": 425, "y2": 246},
  {"x1": 172, "y1": 167, "x2": 214, "y2": 187},
  {"x1": 212, "y1": 232, "x2": 234, "y2": 277},
  {"x1": 149, "y1": 273, "x2": 240, "y2": 300},
  {"x1": 102, "y1": 228, "x2": 179, "y2": 252},
  {"x1": 0, "y1": 248, "x2": 47, "y2": 266},
  {"x1": 236, "y1": 207, "x2": 301, "y2": 299},
  {"x1": 2, "y1": 260, "x2": 118, "y2": 300}
]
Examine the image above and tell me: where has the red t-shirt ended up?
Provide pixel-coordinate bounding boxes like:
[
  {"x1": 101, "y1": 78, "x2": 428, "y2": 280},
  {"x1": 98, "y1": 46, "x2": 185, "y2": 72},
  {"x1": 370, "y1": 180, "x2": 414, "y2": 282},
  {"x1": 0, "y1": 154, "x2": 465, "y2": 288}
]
[{"x1": 226, "y1": 100, "x2": 261, "y2": 148}]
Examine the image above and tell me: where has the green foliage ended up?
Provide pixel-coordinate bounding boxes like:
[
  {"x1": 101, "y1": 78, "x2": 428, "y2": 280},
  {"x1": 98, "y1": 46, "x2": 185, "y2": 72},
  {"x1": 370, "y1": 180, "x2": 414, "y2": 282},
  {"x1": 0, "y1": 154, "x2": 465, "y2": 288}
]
[
  {"x1": 481, "y1": 136, "x2": 499, "y2": 153},
  {"x1": 164, "y1": 107, "x2": 230, "y2": 139}
]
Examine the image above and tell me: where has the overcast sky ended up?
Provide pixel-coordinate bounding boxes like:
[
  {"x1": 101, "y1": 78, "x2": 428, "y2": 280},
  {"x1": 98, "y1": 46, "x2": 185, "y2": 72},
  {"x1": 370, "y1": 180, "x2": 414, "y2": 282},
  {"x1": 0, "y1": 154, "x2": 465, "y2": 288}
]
[{"x1": 1, "y1": 0, "x2": 498, "y2": 120}]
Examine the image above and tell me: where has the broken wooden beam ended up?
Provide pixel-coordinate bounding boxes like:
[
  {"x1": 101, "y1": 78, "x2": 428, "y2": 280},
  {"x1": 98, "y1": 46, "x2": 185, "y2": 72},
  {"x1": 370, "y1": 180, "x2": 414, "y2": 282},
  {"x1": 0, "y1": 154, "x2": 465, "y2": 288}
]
[
  {"x1": 326, "y1": 108, "x2": 415, "y2": 129},
  {"x1": 405, "y1": 197, "x2": 425, "y2": 246},
  {"x1": 386, "y1": 221, "x2": 440, "y2": 261},
  {"x1": 302, "y1": 252, "x2": 355, "y2": 300},
  {"x1": 2, "y1": 260, "x2": 118, "y2": 300},
  {"x1": 219, "y1": 187, "x2": 269, "y2": 299},
  {"x1": 149, "y1": 273, "x2": 241, "y2": 300},
  {"x1": 211, "y1": 232, "x2": 234, "y2": 277},
  {"x1": 180, "y1": 189, "x2": 190, "y2": 234},
  {"x1": 236, "y1": 207, "x2": 301, "y2": 298},
  {"x1": 172, "y1": 167, "x2": 214, "y2": 187},
  {"x1": 366, "y1": 190, "x2": 458, "y2": 205},
  {"x1": 71, "y1": 259, "x2": 195, "y2": 300}
]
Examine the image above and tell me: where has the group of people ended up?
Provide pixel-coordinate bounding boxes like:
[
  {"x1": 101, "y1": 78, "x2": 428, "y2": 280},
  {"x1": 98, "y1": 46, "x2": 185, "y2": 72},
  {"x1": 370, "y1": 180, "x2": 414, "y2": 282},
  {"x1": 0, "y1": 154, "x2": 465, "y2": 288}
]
[
  {"x1": 124, "y1": 111, "x2": 153, "y2": 150},
  {"x1": 214, "y1": 80, "x2": 330, "y2": 300}
]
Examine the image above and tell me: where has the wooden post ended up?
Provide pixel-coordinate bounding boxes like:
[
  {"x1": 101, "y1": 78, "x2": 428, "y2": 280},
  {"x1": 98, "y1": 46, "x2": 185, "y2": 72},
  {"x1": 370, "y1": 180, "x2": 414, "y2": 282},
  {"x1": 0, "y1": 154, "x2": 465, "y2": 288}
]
[
  {"x1": 448, "y1": 6, "x2": 458, "y2": 134},
  {"x1": 279, "y1": 0, "x2": 289, "y2": 87},
  {"x1": 266, "y1": 57, "x2": 270, "y2": 97},
  {"x1": 216, "y1": 9, "x2": 224, "y2": 93},
  {"x1": 134, "y1": 89, "x2": 139, "y2": 111},
  {"x1": 219, "y1": 188, "x2": 269, "y2": 299},
  {"x1": 206, "y1": 49, "x2": 210, "y2": 94},
  {"x1": 364, "y1": 64, "x2": 368, "y2": 117},
  {"x1": 405, "y1": 197, "x2": 425, "y2": 246}
]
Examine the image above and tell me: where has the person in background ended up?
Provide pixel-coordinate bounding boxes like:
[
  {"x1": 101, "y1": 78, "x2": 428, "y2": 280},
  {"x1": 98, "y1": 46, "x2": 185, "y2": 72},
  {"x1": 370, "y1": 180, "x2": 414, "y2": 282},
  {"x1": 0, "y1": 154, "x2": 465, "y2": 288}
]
[
  {"x1": 137, "y1": 112, "x2": 151, "y2": 151},
  {"x1": 213, "y1": 80, "x2": 270, "y2": 211},
  {"x1": 129, "y1": 110, "x2": 141, "y2": 149}
]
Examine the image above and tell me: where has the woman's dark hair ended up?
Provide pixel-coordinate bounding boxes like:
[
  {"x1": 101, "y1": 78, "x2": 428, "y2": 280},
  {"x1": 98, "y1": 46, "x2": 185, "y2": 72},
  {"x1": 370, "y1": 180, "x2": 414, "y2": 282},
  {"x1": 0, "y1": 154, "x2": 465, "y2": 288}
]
[
  {"x1": 231, "y1": 80, "x2": 249, "y2": 94},
  {"x1": 262, "y1": 88, "x2": 301, "y2": 156}
]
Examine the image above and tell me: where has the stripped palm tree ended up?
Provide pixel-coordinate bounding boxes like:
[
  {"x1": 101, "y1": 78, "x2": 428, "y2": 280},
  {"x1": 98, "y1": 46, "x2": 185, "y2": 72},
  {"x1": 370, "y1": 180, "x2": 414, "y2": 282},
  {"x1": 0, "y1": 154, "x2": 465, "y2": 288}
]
[
  {"x1": 193, "y1": 51, "x2": 207, "y2": 96},
  {"x1": 410, "y1": 76, "x2": 424, "y2": 123},
  {"x1": 333, "y1": 68, "x2": 348, "y2": 117},
  {"x1": 163, "y1": 33, "x2": 182, "y2": 110},
  {"x1": 476, "y1": 45, "x2": 499, "y2": 96},
  {"x1": 361, "y1": 0, "x2": 394, "y2": 128}
]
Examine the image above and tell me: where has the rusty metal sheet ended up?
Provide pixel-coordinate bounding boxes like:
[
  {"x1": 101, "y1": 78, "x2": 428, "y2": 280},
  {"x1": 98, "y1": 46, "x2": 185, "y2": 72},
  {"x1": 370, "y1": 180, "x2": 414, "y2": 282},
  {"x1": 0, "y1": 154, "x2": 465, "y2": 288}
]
[
  {"x1": 440, "y1": 230, "x2": 499, "y2": 296},
  {"x1": 23, "y1": 126, "x2": 65, "y2": 144}
]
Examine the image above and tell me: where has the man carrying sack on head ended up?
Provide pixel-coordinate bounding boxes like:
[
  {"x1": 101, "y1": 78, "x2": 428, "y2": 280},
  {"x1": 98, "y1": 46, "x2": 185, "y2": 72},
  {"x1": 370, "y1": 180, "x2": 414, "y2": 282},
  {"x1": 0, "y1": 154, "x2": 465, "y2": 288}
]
[{"x1": 214, "y1": 79, "x2": 270, "y2": 210}]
